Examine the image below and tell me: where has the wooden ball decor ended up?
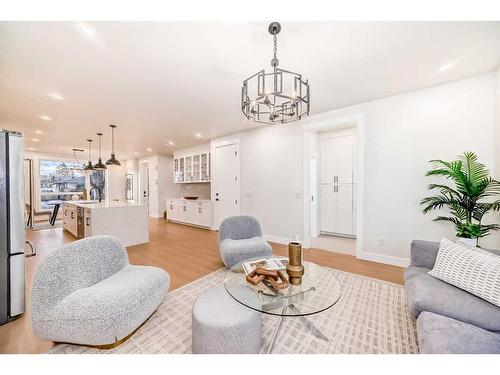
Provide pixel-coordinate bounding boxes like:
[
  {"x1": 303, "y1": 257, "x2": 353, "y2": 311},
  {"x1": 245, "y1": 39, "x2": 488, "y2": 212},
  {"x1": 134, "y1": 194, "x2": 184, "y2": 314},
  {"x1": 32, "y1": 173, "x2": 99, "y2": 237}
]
[{"x1": 286, "y1": 242, "x2": 304, "y2": 286}]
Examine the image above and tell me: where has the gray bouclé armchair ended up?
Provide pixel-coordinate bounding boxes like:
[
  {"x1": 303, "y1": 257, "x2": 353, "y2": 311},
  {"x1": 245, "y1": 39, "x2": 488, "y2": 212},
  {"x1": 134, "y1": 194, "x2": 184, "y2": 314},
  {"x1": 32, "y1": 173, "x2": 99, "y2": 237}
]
[
  {"x1": 31, "y1": 235, "x2": 170, "y2": 347},
  {"x1": 218, "y1": 215, "x2": 273, "y2": 268}
]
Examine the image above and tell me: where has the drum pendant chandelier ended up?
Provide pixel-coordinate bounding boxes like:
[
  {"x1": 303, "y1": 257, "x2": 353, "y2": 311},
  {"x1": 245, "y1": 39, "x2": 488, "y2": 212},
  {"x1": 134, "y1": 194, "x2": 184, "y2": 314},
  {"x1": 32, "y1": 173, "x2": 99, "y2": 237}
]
[{"x1": 241, "y1": 22, "x2": 310, "y2": 124}]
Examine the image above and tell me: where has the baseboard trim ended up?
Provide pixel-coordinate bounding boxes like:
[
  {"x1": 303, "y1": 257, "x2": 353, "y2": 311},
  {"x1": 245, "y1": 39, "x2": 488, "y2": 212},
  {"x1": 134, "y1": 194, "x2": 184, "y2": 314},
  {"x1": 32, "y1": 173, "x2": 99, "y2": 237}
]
[
  {"x1": 356, "y1": 250, "x2": 409, "y2": 268},
  {"x1": 263, "y1": 235, "x2": 293, "y2": 246}
]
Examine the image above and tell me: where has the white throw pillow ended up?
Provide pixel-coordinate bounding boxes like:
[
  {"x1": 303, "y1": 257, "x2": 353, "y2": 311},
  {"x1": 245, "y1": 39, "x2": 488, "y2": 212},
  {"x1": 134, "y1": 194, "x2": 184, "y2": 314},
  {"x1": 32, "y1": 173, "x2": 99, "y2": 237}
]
[{"x1": 428, "y1": 237, "x2": 500, "y2": 307}]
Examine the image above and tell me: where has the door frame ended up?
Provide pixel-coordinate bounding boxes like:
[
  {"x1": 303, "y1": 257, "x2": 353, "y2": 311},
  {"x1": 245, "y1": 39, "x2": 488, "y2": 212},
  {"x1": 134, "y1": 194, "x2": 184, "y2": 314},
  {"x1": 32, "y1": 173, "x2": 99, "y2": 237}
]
[
  {"x1": 309, "y1": 157, "x2": 318, "y2": 237},
  {"x1": 302, "y1": 113, "x2": 365, "y2": 261},
  {"x1": 210, "y1": 138, "x2": 240, "y2": 230},
  {"x1": 139, "y1": 161, "x2": 150, "y2": 211}
]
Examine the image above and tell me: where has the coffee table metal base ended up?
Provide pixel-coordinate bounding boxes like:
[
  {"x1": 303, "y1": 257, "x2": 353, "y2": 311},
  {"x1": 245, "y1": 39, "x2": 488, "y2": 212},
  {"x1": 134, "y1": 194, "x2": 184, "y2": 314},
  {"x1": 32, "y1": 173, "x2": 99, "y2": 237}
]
[{"x1": 266, "y1": 304, "x2": 329, "y2": 354}]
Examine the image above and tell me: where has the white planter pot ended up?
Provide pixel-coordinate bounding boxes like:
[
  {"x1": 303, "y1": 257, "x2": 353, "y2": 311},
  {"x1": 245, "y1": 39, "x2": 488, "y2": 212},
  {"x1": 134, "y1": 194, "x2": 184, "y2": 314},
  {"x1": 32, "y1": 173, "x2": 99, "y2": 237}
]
[{"x1": 457, "y1": 237, "x2": 478, "y2": 248}]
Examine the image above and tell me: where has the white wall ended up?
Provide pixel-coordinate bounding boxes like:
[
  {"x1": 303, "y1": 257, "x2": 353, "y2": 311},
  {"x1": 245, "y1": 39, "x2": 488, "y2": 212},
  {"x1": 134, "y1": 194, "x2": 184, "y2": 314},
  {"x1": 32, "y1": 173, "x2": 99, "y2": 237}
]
[
  {"x1": 106, "y1": 164, "x2": 126, "y2": 202},
  {"x1": 211, "y1": 72, "x2": 500, "y2": 265},
  {"x1": 211, "y1": 126, "x2": 305, "y2": 243},
  {"x1": 132, "y1": 154, "x2": 180, "y2": 218},
  {"x1": 305, "y1": 72, "x2": 499, "y2": 262},
  {"x1": 495, "y1": 67, "x2": 500, "y2": 179},
  {"x1": 157, "y1": 154, "x2": 181, "y2": 215}
]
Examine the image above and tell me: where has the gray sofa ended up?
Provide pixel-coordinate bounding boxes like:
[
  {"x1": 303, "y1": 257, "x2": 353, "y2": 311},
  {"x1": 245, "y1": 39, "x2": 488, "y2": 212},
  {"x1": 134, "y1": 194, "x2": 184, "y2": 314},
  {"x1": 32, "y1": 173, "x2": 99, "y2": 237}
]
[
  {"x1": 31, "y1": 235, "x2": 170, "y2": 346},
  {"x1": 405, "y1": 240, "x2": 500, "y2": 353}
]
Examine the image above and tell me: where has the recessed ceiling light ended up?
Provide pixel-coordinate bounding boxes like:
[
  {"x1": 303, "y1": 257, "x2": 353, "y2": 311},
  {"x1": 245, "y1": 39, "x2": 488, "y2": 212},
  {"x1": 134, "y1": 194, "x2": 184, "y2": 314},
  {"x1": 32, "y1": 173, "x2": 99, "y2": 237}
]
[
  {"x1": 34, "y1": 130, "x2": 44, "y2": 135},
  {"x1": 38, "y1": 115, "x2": 52, "y2": 121},
  {"x1": 146, "y1": 147, "x2": 153, "y2": 152},
  {"x1": 134, "y1": 152, "x2": 139, "y2": 156},
  {"x1": 195, "y1": 133, "x2": 202, "y2": 138},
  {"x1": 48, "y1": 92, "x2": 64, "y2": 101},
  {"x1": 31, "y1": 138, "x2": 40, "y2": 142},
  {"x1": 28, "y1": 147, "x2": 35, "y2": 151},
  {"x1": 166, "y1": 141, "x2": 174, "y2": 146},
  {"x1": 436, "y1": 56, "x2": 464, "y2": 74}
]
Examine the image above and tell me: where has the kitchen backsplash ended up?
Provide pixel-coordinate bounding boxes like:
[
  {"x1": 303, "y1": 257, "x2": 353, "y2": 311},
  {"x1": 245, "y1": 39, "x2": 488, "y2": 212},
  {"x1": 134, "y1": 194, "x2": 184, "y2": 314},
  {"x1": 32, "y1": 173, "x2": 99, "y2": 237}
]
[{"x1": 178, "y1": 183, "x2": 211, "y2": 199}]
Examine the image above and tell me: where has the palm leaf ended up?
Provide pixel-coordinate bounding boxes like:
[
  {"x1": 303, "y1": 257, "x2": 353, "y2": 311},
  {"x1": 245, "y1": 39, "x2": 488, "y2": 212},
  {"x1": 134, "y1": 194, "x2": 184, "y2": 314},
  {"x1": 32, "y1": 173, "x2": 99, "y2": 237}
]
[{"x1": 426, "y1": 159, "x2": 471, "y2": 195}]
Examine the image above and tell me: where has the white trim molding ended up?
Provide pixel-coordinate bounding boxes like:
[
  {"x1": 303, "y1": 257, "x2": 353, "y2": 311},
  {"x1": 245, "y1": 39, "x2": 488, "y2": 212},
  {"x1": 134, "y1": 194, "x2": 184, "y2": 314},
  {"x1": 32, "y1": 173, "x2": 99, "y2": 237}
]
[
  {"x1": 263, "y1": 235, "x2": 294, "y2": 247},
  {"x1": 356, "y1": 250, "x2": 410, "y2": 268},
  {"x1": 301, "y1": 112, "x2": 366, "y2": 262}
]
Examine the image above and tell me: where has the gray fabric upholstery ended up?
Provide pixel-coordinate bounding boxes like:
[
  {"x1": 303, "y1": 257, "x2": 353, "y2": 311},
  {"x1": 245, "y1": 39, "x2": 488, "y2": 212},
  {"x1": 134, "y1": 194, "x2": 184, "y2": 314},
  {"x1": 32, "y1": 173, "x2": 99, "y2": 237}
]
[
  {"x1": 405, "y1": 266, "x2": 500, "y2": 332},
  {"x1": 219, "y1": 215, "x2": 263, "y2": 241},
  {"x1": 409, "y1": 240, "x2": 440, "y2": 269},
  {"x1": 31, "y1": 235, "x2": 170, "y2": 345},
  {"x1": 417, "y1": 312, "x2": 500, "y2": 354},
  {"x1": 192, "y1": 284, "x2": 262, "y2": 354},
  {"x1": 219, "y1": 215, "x2": 272, "y2": 268},
  {"x1": 410, "y1": 239, "x2": 500, "y2": 269}
]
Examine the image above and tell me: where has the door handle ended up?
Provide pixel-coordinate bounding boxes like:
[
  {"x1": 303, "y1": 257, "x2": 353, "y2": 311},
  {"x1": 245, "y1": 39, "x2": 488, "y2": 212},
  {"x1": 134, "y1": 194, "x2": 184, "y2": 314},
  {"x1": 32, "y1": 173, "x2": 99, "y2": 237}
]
[
  {"x1": 71, "y1": 212, "x2": 74, "y2": 219},
  {"x1": 86, "y1": 218, "x2": 90, "y2": 226}
]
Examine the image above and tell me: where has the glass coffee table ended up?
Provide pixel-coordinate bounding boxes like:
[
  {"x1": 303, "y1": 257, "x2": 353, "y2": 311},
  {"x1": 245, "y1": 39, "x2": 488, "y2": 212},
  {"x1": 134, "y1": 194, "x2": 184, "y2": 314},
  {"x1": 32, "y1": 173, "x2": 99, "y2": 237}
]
[{"x1": 224, "y1": 256, "x2": 342, "y2": 353}]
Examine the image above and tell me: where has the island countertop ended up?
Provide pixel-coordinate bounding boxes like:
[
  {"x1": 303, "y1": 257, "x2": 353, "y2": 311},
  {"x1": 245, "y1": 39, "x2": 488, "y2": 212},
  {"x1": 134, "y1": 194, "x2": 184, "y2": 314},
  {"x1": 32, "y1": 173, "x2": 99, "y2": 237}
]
[
  {"x1": 64, "y1": 200, "x2": 146, "y2": 210},
  {"x1": 62, "y1": 200, "x2": 149, "y2": 247}
]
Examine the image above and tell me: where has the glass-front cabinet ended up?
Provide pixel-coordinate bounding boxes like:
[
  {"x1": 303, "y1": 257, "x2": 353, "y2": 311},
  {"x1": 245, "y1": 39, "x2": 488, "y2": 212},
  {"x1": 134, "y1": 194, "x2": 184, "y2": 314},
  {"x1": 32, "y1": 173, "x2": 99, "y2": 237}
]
[
  {"x1": 173, "y1": 151, "x2": 210, "y2": 184},
  {"x1": 185, "y1": 156, "x2": 193, "y2": 182},
  {"x1": 201, "y1": 153, "x2": 210, "y2": 181},
  {"x1": 192, "y1": 154, "x2": 200, "y2": 182}
]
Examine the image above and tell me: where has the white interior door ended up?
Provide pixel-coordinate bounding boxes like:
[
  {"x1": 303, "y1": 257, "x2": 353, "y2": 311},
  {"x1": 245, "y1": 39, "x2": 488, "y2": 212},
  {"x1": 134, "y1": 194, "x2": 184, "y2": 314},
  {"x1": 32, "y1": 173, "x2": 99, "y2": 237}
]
[
  {"x1": 310, "y1": 158, "x2": 318, "y2": 237},
  {"x1": 213, "y1": 143, "x2": 239, "y2": 228}
]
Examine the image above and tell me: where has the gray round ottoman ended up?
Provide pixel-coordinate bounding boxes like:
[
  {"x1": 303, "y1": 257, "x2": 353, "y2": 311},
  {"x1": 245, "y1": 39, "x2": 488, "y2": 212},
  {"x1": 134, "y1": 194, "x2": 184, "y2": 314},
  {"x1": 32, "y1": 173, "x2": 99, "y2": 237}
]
[{"x1": 192, "y1": 284, "x2": 262, "y2": 354}]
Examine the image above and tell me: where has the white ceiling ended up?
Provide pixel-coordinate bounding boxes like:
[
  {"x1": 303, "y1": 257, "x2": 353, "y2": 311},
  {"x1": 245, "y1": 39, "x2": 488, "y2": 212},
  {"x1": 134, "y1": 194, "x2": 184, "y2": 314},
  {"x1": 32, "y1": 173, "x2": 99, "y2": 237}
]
[{"x1": 0, "y1": 21, "x2": 499, "y2": 159}]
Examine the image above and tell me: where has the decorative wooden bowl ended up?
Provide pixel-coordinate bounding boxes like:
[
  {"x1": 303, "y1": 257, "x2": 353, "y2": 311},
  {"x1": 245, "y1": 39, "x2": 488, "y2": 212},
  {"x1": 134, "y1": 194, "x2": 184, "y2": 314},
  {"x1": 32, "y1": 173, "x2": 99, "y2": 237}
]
[{"x1": 183, "y1": 196, "x2": 199, "y2": 200}]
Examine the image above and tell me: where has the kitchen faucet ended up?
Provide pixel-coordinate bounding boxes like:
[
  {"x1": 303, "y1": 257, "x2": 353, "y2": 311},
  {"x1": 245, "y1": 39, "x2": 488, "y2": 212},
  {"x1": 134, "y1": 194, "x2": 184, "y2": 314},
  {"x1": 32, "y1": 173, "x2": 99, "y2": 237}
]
[{"x1": 89, "y1": 186, "x2": 103, "y2": 202}]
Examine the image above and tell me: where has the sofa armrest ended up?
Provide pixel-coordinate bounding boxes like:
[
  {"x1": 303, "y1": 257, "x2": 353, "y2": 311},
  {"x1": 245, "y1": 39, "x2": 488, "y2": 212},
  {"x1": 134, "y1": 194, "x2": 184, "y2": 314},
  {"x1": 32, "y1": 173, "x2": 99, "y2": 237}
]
[{"x1": 410, "y1": 240, "x2": 440, "y2": 269}]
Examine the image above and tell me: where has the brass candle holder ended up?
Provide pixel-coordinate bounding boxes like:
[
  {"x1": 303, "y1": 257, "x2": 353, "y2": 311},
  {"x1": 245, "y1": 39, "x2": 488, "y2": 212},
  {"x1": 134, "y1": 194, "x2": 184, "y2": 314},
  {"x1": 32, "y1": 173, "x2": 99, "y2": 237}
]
[{"x1": 286, "y1": 242, "x2": 304, "y2": 286}]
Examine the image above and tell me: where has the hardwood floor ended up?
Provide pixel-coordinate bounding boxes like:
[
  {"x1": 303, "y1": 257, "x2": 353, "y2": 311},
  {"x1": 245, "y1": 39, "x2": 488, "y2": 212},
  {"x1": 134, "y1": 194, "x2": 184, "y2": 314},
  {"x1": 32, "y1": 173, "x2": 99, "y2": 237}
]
[{"x1": 0, "y1": 218, "x2": 404, "y2": 354}]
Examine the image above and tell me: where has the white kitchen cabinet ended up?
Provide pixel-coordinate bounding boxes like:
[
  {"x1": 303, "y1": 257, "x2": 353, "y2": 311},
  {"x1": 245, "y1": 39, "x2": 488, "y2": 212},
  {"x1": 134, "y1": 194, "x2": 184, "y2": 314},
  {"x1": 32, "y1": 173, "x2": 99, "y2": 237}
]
[
  {"x1": 319, "y1": 185, "x2": 355, "y2": 236},
  {"x1": 319, "y1": 132, "x2": 356, "y2": 237},
  {"x1": 173, "y1": 151, "x2": 211, "y2": 183},
  {"x1": 166, "y1": 198, "x2": 212, "y2": 228},
  {"x1": 320, "y1": 186, "x2": 336, "y2": 233},
  {"x1": 320, "y1": 135, "x2": 355, "y2": 184},
  {"x1": 84, "y1": 208, "x2": 92, "y2": 237},
  {"x1": 62, "y1": 203, "x2": 78, "y2": 237}
]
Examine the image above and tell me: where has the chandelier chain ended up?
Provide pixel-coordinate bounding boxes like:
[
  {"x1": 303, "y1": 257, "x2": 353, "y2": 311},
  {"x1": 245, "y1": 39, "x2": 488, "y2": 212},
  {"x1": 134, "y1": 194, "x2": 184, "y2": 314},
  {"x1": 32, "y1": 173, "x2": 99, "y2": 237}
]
[{"x1": 273, "y1": 34, "x2": 277, "y2": 59}]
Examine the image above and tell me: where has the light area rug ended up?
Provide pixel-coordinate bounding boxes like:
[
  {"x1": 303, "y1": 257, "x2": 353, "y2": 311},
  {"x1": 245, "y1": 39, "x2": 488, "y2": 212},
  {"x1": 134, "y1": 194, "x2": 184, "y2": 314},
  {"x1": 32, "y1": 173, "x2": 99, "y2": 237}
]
[{"x1": 48, "y1": 267, "x2": 418, "y2": 354}]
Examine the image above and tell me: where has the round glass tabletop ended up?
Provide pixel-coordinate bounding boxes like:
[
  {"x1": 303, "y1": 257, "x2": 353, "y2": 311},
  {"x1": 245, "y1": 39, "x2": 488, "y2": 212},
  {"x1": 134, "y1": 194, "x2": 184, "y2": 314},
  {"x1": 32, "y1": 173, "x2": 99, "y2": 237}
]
[{"x1": 224, "y1": 256, "x2": 342, "y2": 317}]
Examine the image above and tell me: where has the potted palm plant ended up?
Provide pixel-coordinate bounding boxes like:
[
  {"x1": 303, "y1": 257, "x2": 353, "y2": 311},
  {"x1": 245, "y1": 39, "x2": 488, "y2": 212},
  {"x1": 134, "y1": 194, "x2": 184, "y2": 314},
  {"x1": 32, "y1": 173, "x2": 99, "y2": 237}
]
[{"x1": 421, "y1": 152, "x2": 500, "y2": 247}]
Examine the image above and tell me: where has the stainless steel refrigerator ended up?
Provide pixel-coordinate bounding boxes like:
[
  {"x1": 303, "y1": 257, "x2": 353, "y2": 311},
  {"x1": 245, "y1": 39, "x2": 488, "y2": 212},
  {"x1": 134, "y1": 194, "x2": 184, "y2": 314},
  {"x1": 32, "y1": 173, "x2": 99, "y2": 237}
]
[{"x1": 0, "y1": 129, "x2": 26, "y2": 325}]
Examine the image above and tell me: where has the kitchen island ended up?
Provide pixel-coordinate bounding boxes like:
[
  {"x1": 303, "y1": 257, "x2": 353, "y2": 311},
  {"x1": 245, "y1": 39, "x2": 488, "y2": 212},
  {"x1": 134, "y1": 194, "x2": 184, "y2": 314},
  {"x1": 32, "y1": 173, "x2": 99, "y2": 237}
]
[{"x1": 62, "y1": 200, "x2": 149, "y2": 247}]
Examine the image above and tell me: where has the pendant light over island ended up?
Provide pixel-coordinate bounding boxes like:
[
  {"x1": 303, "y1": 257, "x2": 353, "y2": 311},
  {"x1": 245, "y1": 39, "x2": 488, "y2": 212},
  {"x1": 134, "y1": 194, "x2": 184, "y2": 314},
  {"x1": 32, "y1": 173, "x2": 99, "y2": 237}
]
[{"x1": 105, "y1": 124, "x2": 121, "y2": 166}]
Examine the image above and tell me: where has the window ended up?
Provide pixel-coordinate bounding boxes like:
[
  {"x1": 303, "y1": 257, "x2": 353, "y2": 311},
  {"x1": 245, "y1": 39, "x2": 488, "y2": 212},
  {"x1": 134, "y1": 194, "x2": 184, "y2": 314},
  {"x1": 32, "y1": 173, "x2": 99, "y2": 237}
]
[{"x1": 39, "y1": 160, "x2": 85, "y2": 210}]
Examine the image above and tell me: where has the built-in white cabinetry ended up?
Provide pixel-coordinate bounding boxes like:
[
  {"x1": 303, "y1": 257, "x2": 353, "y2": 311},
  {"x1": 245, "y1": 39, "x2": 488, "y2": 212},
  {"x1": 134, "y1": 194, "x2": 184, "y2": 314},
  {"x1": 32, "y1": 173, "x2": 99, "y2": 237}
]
[
  {"x1": 62, "y1": 203, "x2": 78, "y2": 237},
  {"x1": 84, "y1": 208, "x2": 92, "y2": 237},
  {"x1": 320, "y1": 135, "x2": 355, "y2": 184},
  {"x1": 173, "y1": 151, "x2": 210, "y2": 183},
  {"x1": 319, "y1": 133, "x2": 356, "y2": 237},
  {"x1": 166, "y1": 198, "x2": 212, "y2": 228}
]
